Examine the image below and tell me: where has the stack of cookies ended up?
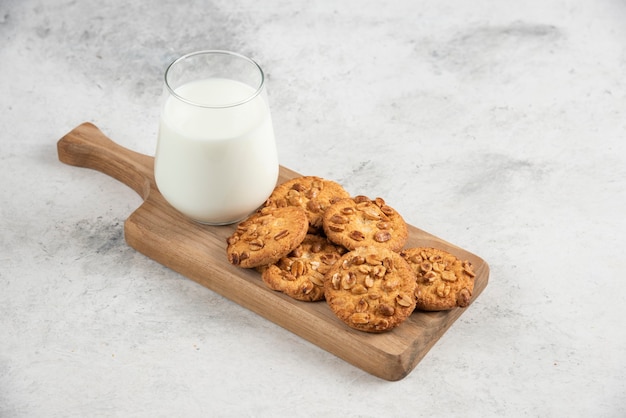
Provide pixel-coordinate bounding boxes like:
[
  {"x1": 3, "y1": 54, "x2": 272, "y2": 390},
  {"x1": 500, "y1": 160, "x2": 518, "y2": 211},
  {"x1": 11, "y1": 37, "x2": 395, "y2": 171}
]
[{"x1": 226, "y1": 176, "x2": 475, "y2": 333}]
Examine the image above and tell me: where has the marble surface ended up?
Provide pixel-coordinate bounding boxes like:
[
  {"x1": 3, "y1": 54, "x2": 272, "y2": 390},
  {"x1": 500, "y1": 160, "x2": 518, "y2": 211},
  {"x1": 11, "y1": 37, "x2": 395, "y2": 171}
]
[{"x1": 1, "y1": 0, "x2": 625, "y2": 416}]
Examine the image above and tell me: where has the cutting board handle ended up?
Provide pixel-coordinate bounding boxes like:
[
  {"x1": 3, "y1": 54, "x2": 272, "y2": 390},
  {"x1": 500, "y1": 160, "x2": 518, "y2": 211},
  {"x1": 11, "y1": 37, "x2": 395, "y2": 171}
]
[{"x1": 57, "y1": 122, "x2": 155, "y2": 200}]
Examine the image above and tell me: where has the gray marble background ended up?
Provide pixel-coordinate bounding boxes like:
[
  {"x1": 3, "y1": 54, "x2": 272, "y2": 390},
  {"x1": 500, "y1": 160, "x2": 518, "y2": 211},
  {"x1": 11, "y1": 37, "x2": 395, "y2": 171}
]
[{"x1": 1, "y1": 0, "x2": 625, "y2": 416}]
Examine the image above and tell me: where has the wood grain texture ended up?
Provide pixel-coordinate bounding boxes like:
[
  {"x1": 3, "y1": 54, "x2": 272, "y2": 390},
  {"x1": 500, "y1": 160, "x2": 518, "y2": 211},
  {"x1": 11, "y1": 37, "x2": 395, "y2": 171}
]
[{"x1": 57, "y1": 122, "x2": 489, "y2": 381}]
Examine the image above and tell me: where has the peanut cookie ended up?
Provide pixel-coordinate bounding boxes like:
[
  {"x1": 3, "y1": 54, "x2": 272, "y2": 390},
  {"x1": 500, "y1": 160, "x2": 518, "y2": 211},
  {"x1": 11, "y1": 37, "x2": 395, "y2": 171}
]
[
  {"x1": 226, "y1": 206, "x2": 308, "y2": 269},
  {"x1": 261, "y1": 234, "x2": 346, "y2": 301},
  {"x1": 400, "y1": 247, "x2": 476, "y2": 311},
  {"x1": 264, "y1": 176, "x2": 351, "y2": 230},
  {"x1": 324, "y1": 246, "x2": 417, "y2": 333},
  {"x1": 322, "y1": 196, "x2": 408, "y2": 252}
]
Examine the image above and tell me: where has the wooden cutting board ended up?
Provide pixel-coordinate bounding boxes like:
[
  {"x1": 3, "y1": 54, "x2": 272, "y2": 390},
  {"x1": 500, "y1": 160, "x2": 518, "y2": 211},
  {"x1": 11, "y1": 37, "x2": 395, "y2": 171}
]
[{"x1": 57, "y1": 122, "x2": 489, "y2": 381}]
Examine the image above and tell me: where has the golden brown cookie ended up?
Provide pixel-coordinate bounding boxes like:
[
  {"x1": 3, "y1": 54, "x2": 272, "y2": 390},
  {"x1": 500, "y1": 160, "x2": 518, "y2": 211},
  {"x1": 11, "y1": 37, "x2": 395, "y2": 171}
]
[
  {"x1": 264, "y1": 176, "x2": 351, "y2": 230},
  {"x1": 400, "y1": 247, "x2": 476, "y2": 311},
  {"x1": 226, "y1": 206, "x2": 308, "y2": 269},
  {"x1": 261, "y1": 234, "x2": 346, "y2": 301},
  {"x1": 324, "y1": 246, "x2": 417, "y2": 333},
  {"x1": 322, "y1": 196, "x2": 408, "y2": 252}
]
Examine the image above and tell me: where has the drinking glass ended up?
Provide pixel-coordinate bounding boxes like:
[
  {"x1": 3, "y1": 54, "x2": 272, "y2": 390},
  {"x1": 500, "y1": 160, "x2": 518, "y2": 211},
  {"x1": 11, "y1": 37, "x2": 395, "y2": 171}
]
[{"x1": 154, "y1": 50, "x2": 279, "y2": 225}]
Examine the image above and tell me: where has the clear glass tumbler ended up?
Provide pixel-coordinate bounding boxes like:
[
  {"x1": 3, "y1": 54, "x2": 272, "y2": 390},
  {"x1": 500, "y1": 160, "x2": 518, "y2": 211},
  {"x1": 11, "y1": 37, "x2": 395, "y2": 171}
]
[{"x1": 154, "y1": 50, "x2": 279, "y2": 225}]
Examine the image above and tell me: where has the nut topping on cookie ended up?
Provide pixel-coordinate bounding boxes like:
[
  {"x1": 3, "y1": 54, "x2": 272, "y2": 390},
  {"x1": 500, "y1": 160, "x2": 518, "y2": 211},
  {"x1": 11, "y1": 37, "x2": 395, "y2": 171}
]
[
  {"x1": 261, "y1": 234, "x2": 346, "y2": 302},
  {"x1": 322, "y1": 196, "x2": 408, "y2": 252},
  {"x1": 264, "y1": 176, "x2": 351, "y2": 231},
  {"x1": 400, "y1": 247, "x2": 476, "y2": 311},
  {"x1": 226, "y1": 206, "x2": 308, "y2": 269},
  {"x1": 324, "y1": 246, "x2": 416, "y2": 333}
]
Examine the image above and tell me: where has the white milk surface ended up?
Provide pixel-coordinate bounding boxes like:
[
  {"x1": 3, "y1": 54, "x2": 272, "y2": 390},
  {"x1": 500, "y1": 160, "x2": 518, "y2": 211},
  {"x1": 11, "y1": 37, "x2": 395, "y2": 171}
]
[{"x1": 155, "y1": 78, "x2": 278, "y2": 224}]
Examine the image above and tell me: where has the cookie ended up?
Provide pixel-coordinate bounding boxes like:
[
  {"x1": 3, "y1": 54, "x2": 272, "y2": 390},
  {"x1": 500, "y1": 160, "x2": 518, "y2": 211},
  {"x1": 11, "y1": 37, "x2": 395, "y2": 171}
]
[
  {"x1": 322, "y1": 196, "x2": 408, "y2": 252},
  {"x1": 264, "y1": 176, "x2": 351, "y2": 230},
  {"x1": 226, "y1": 206, "x2": 309, "y2": 269},
  {"x1": 400, "y1": 247, "x2": 476, "y2": 311},
  {"x1": 324, "y1": 246, "x2": 417, "y2": 333},
  {"x1": 261, "y1": 234, "x2": 346, "y2": 301}
]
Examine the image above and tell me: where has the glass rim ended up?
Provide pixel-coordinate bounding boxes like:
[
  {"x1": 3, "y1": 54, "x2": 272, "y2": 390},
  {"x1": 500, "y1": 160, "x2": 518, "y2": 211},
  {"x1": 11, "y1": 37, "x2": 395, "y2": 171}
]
[{"x1": 164, "y1": 50, "x2": 265, "y2": 109}]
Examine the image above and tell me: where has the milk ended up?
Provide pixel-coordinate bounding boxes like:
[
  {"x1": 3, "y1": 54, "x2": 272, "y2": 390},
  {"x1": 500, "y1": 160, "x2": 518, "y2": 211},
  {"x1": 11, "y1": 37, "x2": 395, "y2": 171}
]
[{"x1": 154, "y1": 77, "x2": 279, "y2": 224}]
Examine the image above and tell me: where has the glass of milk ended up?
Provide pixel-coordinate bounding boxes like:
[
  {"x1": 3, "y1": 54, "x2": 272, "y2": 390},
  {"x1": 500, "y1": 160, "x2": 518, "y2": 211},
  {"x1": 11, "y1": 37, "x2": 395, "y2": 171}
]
[{"x1": 155, "y1": 50, "x2": 279, "y2": 225}]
